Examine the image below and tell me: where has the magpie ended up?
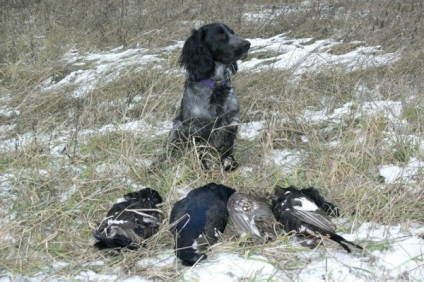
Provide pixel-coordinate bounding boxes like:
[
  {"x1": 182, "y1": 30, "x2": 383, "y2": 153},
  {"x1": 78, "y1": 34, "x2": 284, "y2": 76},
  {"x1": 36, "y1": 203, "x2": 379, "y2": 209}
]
[
  {"x1": 227, "y1": 192, "x2": 278, "y2": 241},
  {"x1": 272, "y1": 186, "x2": 362, "y2": 253},
  {"x1": 300, "y1": 187, "x2": 340, "y2": 217},
  {"x1": 169, "y1": 183, "x2": 235, "y2": 266},
  {"x1": 93, "y1": 188, "x2": 163, "y2": 250}
]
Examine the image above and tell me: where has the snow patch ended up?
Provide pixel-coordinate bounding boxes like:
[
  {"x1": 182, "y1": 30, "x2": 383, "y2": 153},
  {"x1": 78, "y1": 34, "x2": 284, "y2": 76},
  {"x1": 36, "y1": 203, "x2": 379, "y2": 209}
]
[
  {"x1": 184, "y1": 253, "x2": 286, "y2": 281},
  {"x1": 42, "y1": 42, "x2": 182, "y2": 99},
  {"x1": 379, "y1": 157, "x2": 424, "y2": 184},
  {"x1": 239, "y1": 121, "x2": 265, "y2": 140},
  {"x1": 265, "y1": 149, "x2": 302, "y2": 173},
  {"x1": 59, "y1": 184, "x2": 78, "y2": 203},
  {"x1": 74, "y1": 270, "x2": 117, "y2": 281},
  {"x1": 138, "y1": 250, "x2": 175, "y2": 267},
  {"x1": 239, "y1": 34, "x2": 399, "y2": 77}
]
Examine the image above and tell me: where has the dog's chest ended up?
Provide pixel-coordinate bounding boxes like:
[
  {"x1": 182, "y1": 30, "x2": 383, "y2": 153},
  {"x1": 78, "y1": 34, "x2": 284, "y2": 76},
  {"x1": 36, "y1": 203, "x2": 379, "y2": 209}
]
[
  {"x1": 183, "y1": 83, "x2": 239, "y2": 121},
  {"x1": 210, "y1": 86, "x2": 238, "y2": 113}
]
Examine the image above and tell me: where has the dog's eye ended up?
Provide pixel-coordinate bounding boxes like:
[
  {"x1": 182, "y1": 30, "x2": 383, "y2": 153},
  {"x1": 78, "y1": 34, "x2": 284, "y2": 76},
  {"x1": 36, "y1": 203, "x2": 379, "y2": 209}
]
[{"x1": 216, "y1": 33, "x2": 226, "y2": 40}]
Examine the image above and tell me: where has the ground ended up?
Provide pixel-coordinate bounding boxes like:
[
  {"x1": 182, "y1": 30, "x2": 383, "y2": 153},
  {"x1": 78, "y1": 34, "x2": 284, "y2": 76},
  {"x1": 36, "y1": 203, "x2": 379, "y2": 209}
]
[{"x1": 0, "y1": 1, "x2": 423, "y2": 281}]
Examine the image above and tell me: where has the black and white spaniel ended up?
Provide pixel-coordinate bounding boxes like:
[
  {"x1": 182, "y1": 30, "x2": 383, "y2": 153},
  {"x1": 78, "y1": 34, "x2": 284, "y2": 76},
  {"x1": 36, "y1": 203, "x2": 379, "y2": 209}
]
[{"x1": 160, "y1": 22, "x2": 250, "y2": 171}]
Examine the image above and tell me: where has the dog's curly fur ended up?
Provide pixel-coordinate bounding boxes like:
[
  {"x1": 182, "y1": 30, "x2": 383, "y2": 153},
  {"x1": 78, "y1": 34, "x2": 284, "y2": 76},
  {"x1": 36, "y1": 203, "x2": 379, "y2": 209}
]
[{"x1": 158, "y1": 22, "x2": 250, "y2": 171}]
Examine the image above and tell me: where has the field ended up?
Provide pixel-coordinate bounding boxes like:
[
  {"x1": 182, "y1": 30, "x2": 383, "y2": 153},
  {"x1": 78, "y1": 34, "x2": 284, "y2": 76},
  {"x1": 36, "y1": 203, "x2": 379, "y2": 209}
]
[{"x1": 1, "y1": 0, "x2": 424, "y2": 281}]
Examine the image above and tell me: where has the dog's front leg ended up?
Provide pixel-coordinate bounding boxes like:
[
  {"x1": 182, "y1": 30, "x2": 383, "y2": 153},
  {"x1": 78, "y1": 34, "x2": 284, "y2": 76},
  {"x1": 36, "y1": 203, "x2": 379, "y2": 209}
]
[
  {"x1": 150, "y1": 120, "x2": 186, "y2": 170},
  {"x1": 219, "y1": 124, "x2": 239, "y2": 172}
]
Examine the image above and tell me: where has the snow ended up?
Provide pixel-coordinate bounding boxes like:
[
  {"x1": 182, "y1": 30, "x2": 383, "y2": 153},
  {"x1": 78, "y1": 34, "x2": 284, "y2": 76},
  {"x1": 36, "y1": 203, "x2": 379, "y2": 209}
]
[
  {"x1": 42, "y1": 42, "x2": 183, "y2": 99},
  {"x1": 303, "y1": 100, "x2": 405, "y2": 126},
  {"x1": 239, "y1": 34, "x2": 399, "y2": 76},
  {"x1": 265, "y1": 149, "x2": 303, "y2": 174},
  {"x1": 120, "y1": 276, "x2": 150, "y2": 282},
  {"x1": 262, "y1": 222, "x2": 424, "y2": 281},
  {"x1": 351, "y1": 222, "x2": 424, "y2": 280},
  {"x1": 0, "y1": 276, "x2": 11, "y2": 282},
  {"x1": 138, "y1": 251, "x2": 175, "y2": 267},
  {"x1": 238, "y1": 121, "x2": 265, "y2": 140},
  {"x1": 37, "y1": 28, "x2": 399, "y2": 101},
  {"x1": 183, "y1": 253, "x2": 285, "y2": 281},
  {"x1": 0, "y1": 119, "x2": 173, "y2": 154},
  {"x1": 379, "y1": 157, "x2": 424, "y2": 184},
  {"x1": 377, "y1": 236, "x2": 424, "y2": 278},
  {"x1": 74, "y1": 270, "x2": 118, "y2": 281},
  {"x1": 0, "y1": 107, "x2": 20, "y2": 117},
  {"x1": 59, "y1": 184, "x2": 78, "y2": 203},
  {"x1": 296, "y1": 252, "x2": 374, "y2": 282}
]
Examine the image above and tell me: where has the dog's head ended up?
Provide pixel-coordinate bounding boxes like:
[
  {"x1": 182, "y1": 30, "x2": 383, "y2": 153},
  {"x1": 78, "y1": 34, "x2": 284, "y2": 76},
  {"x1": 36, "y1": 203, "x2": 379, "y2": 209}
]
[{"x1": 180, "y1": 22, "x2": 251, "y2": 81}]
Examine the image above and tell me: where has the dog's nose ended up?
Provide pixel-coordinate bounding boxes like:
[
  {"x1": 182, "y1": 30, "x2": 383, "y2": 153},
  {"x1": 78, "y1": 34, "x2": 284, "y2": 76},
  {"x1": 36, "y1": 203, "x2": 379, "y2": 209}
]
[{"x1": 242, "y1": 40, "x2": 251, "y2": 50}]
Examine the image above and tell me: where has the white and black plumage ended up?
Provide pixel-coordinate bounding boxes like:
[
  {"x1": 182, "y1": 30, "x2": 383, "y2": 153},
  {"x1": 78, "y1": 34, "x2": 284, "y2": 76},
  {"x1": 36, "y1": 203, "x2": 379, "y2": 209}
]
[
  {"x1": 300, "y1": 187, "x2": 340, "y2": 217},
  {"x1": 272, "y1": 186, "x2": 362, "y2": 253},
  {"x1": 93, "y1": 188, "x2": 163, "y2": 250},
  {"x1": 227, "y1": 192, "x2": 278, "y2": 241},
  {"x1": 169, "y1": 183, "x2": 235, "y2": 266}
]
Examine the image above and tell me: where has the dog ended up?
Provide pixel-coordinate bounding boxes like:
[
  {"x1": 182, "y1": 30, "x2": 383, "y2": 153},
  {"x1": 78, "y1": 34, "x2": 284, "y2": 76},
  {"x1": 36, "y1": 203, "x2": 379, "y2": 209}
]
[
  {"x1": 160, "y1": 22, "x2": 250, "y2": 171},
  {"x1": 272, "y1": 186, "x2": 362, "y2": 253},
  {"x1": 169, "y1": 183, "x2": 235, "y2": 266},
  {"x1": 93, "y1": 188, "x2": 163, "y2": 250}
]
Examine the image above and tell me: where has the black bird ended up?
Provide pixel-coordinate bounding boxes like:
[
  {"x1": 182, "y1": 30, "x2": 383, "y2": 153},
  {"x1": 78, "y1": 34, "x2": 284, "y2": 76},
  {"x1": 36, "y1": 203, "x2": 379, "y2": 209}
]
[
  {"x1": 169, "y1": 183, "x2": 235, "y2": 266},
  {"x1": 300, "y1": 187, "x2": 340, "y2": 217},
  {"x1": 227, "y1": 192, "x2": 278, "y2": 241},
  {"x1": 272, "y1": 186, "x2": 362, "y2": 253},
  {"x1": 93, "y1": 188, "x2": 163, "y2": 250}
]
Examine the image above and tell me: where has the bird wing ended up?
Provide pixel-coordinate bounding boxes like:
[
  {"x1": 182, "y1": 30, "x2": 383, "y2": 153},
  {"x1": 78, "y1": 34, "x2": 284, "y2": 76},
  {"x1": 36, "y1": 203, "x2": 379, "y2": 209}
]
[
  {"x1": 203, "y1": 197, "x2": 229, "y2": 243},
  {"x1": 229, "y1": 205, "x2": 261, "y2": 237},
  {"x1": 169, "y1": 198, "x2": 191, "y2": 232},
  {"x1": 289, "y1": 196, "x2": 336, "y2": 232},
  {"x1": 301, "y1": 187, "x2": 340, "y2": 217},
  {"x1": 291, "y1": 209, "x2": 336, "y2": 233},
  {"x1": 227, "y1": 193, "x2": 264, "y2": 238},
  {"x1": 252, "y1": 200, "x2": 278, "y2": 236}
]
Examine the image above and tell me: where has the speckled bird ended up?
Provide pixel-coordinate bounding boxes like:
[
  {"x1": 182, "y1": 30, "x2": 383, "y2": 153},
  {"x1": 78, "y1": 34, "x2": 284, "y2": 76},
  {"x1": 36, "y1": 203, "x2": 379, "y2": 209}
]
[
  {"x1": 93, "y1": 188, "x2": 163, "y2": 250},
  {"x1": 227, "y1": 192, "x2": 278, "y2": 241},
  {"x1": 169, "y1": 183, "x2": 235, "y2": 266},
  {"x1": 272, "y1": 186, "x2": 362, "y2": 253}
]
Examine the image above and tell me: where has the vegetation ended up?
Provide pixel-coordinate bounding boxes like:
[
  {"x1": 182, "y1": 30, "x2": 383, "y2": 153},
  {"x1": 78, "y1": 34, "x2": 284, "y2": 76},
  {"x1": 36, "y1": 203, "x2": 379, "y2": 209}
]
[{"x1": 1, "y1": 0, "x2": 423, "y2": 280}]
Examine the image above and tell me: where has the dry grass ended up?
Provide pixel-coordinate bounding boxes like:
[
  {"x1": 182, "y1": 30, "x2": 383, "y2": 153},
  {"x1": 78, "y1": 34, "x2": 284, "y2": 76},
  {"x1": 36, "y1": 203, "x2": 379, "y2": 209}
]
[{"x1": 1, "y1": 0, "x2": 424, "y2": 279}]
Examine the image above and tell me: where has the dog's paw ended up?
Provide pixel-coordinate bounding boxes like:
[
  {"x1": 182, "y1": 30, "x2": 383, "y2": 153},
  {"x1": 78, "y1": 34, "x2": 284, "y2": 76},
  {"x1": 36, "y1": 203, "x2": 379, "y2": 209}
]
[
  {"x1": 201, "y1": 158, "x2": 214, "y2": 171},
  {"x1": 222, "y1": 155, "x2": 239, "y2": 172}
]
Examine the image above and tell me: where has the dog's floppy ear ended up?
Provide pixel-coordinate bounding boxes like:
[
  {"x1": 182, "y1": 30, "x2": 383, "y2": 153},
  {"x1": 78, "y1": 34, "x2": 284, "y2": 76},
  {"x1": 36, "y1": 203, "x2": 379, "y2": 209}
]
[{"x1": 180, "y1": 28, "x2": 215, "y2": 81}]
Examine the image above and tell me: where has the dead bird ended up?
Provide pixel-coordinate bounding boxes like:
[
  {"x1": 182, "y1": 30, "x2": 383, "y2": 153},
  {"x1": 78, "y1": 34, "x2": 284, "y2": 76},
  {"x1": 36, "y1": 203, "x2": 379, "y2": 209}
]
[
  {"x1": 227, "y1": 192, "x2": 278, "y2": 241},
  {"x1": 169, "y1": 183, "x2": 235, "y2": 266},
  {"x1": 300, "y1": 187, "x2": 340, "y2": 217},
  {"x1": 93, "y1": 188, "x2": 163, "y2": 250},
  {"x1": 272, "y1": 186, "x2": 362, "y2": 253}
]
